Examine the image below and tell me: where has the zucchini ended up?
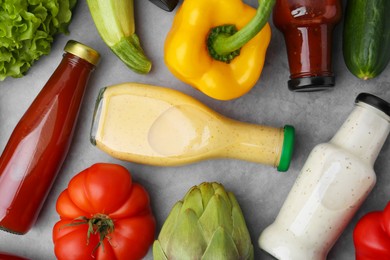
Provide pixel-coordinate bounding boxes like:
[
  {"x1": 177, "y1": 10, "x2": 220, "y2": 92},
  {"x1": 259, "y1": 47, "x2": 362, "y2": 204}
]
[
  {"x1": 86, "y1": 0, "x2": 152, "y2": 74},
  {"x1": 343, "y1": 0, "x2": 390, "y2": 80}
]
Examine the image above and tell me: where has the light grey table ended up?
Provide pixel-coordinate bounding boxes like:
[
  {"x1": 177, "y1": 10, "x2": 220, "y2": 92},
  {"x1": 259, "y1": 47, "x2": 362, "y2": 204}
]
[{"x1": 0, "y1": 1, "x2": 389, "y2": 259}]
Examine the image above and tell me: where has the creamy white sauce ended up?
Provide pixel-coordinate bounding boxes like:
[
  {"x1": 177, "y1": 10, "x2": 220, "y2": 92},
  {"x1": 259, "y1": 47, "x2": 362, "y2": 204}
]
[{"x1": 259, "y1": 101, "x2": 390, "y2": 260}]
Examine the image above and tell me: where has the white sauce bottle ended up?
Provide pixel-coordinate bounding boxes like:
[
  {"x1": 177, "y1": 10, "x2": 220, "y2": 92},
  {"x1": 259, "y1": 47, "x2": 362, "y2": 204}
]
[{"x1": 259, "y1": 93, "x2": 390, "y2": 260}]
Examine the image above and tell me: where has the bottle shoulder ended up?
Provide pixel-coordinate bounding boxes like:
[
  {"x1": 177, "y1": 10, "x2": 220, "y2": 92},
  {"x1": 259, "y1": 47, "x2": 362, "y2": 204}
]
[{"x1": 309, "y1": 142, "x2": 375, "y2": 172}]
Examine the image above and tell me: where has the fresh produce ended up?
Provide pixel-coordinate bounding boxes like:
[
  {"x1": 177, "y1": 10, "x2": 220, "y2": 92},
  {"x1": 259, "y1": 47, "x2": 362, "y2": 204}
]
[
  {"x1": 0, "y1": 0, "x2": 77, "y2": 81},
  {"x1": 52, "y1": 163, "x2": 155, "y2": 260},
  {"x1": 343, "y1": 0, "x2": 390, "y2": 80},
  {"x1": 86, "y1": 0, "x2": 152, "y2": 74},
  {"x1": 164, "y1": 0, "x2": 274, "y2": 100},
  {"x1": 353, "y1": 202, "x2": 390, "y2": 259},
  {"x1": 153, "y1": 182, "x2": 254, "y2": 259}
]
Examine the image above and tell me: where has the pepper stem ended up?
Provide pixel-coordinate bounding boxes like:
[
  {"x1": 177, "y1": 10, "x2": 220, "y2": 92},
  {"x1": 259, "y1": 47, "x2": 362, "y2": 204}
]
[{"x1": 207, "y1": 0, "x2": 275, "y2": 63}]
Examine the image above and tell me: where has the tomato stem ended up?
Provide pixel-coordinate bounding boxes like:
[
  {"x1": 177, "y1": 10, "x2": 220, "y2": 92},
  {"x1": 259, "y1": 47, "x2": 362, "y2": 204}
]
[
  {"x1": 61, "y1": 214, "x2": 115, "y2": 256},
  {"x1": 88, "y1": 214, "x2": 115, "y2": 254}
]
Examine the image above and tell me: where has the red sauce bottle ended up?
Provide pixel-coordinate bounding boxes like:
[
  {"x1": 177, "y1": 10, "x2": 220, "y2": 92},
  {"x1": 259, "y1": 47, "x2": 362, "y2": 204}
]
[
  {"x1": 273, "y1": 0, "x2": 342, "y2": 92},
  {"x1": 0, "y1": 40, "x2": 100, "y2": 234},
  {"x1": 0, "y1": 252, "x2": 29, "y2": 260}
]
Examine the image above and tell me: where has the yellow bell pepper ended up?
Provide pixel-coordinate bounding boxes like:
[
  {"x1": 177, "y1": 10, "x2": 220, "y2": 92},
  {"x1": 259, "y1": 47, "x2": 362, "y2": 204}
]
[{"x1": 164, "y1": 0, "x2": 275, "y2": 100}]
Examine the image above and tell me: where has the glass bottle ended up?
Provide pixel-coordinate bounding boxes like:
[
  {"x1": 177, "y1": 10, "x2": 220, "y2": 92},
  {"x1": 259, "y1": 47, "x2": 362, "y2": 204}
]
[
  {"x1": 90, "y1": 83, "x2": 295, "y2": 171},
  {"x1": 259, "y1": 93, "x2": 390, "y2": 259},
  {"x1": 0, "y1": 252, "x2": 29, "y2": 260},
  {"x1": 0, "y1": 40, "x2": 100, "y2": 234},
  {"x1": 273, "y1": 0, "x2": 342, "y2": 92}
]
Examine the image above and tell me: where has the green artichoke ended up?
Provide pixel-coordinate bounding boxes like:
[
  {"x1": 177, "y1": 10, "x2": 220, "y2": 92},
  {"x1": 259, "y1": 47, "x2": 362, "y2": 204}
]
[{"x1": 153, "y1": 182, "x2": 254, "y2": 260}]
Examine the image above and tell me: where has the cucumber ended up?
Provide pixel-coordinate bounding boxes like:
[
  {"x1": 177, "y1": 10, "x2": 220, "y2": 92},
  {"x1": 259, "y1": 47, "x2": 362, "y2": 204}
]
[{"x1": 343, "y1": 0, "x2": 390, "y2": 80}]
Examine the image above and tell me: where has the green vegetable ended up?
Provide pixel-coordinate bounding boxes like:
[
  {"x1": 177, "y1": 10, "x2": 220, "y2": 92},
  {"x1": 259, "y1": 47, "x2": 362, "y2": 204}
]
[
  {"x1": 0, "y1": 0, "x2": 77, "y2": 81},
  {"x1": 343, "y1": 0, "x2": 390, "y2": 80},
  {"x1": 86, "y1": 0, "x2": 152, "y2": 74},
  {"x1": 153, "y1": 182, "x2": 254, "y2": 260}
]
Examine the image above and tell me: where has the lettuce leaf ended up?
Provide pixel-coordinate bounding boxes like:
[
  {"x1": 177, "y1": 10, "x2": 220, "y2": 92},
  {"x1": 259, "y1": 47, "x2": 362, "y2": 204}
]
[{"x1": 0, "y1": 0, "x2": 77, "y2": 81}]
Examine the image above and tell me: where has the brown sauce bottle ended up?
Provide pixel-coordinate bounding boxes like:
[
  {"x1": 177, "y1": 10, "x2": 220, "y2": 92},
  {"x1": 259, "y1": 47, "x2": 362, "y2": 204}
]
[{"x1": 273, "y1": 0, "x2": 342, "y2": 92}]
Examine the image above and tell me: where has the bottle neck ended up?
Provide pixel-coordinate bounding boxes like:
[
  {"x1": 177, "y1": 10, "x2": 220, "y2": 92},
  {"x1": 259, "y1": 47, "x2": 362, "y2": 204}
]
[
  {"x1": 222, "y1": 120, "x2": 285, "y2": 168},
  {"x1": 39, "y1": 53, "x2": 94, "y2": 108},
  {"x1": 330, "y1": 102, "x2": 390, "y2": 165},
  {"x1": 63, "y1": 53, "x2": 95, "y2": 71}
]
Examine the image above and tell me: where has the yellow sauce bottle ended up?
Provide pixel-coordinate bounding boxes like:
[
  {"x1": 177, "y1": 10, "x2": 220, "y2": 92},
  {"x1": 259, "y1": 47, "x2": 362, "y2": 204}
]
[{"x1": 90, "y1": 83, "x2": 295, "y2": 171}]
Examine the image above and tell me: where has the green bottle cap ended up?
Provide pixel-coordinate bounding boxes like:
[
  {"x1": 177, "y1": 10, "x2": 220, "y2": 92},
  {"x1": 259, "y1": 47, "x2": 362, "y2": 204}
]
[{"x1": 277, "y1": 125, "x2": 295, "y2": 172}]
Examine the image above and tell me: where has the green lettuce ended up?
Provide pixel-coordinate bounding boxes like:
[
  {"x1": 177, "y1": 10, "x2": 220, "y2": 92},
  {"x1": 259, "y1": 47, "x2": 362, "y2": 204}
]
[{"x1": 0, "y1": 0, "x2": 77, "y2": 81}]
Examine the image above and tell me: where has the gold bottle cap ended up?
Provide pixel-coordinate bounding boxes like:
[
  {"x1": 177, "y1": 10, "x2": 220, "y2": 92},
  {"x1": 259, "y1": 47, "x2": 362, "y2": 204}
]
[{"x1": 64, "y1": 40, "x2": 100, "y2": 66}]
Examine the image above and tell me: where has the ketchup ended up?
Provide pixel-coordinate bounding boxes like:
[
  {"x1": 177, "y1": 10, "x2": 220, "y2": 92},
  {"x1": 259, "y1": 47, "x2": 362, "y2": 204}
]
[
  {"x1": 0, "y1": 252, "x2": 29, "y2": 260},
  {"x1": 0, "y1": 41, "x2": 100, "y2": 234},
  {"x1": 273, "y1": 0, "x2": 342, "y2": 92}
]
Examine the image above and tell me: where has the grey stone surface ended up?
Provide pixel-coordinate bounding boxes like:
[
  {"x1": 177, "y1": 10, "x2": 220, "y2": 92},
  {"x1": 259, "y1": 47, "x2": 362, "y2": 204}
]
[{"x1": 0, "y1": 0, "x2": 389, "y2": 259}]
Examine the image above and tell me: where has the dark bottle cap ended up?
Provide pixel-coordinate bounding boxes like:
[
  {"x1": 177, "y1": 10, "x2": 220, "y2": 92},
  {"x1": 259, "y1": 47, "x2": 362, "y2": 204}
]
[
  {"x1": 355, "y1": 93, "x2": 390, "y2": 117},
  {"x1": 149, "y1": 0, "x2": 178, "y2": 11},
  {"x1": 288, "y1": 76, "x2": 335, "y2": 92}
]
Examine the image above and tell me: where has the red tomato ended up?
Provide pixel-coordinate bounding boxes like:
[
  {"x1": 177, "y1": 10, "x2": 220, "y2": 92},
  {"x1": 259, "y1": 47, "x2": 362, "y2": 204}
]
[{"x1": 52, "y1": 163, "x2": 156, "y2": 260}]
